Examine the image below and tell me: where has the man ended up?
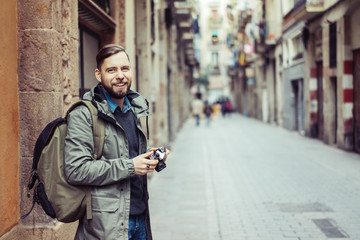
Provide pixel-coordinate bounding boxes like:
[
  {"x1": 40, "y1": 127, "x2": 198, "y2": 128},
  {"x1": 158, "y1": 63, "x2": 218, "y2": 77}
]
[
  {"x1": 64, "y1": 44, "x2": 169, "y2": 240},
  {"x1": 203, "y1": 101, "x2": 213, "y2": 127}
]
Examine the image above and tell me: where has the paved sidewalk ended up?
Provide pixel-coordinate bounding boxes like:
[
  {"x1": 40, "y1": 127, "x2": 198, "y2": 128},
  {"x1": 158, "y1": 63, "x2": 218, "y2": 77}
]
[{"x1": 148, "y1": 114, "x2": 360, "y2": 240}]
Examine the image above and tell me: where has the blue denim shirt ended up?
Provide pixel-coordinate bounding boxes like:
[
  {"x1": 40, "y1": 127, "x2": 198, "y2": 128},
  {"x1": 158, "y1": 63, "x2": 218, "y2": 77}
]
[{"x1": 100, "y1": 86, "x2": 131, "y2": 113}]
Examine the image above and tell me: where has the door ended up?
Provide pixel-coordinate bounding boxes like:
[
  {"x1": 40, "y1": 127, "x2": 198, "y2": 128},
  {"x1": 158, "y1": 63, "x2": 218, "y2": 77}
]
[
  {"x1": 273, "y1": 59, "x2": 277, "y2": 124},
  {"x1": 167, "y1": 67, "x2": 172, "y2": 142},
  {"x1": 292, "y1": 80, "x2": 299, "y2": 131},
  {"x1": 354, "y1": 50, "x2": 360, "y2": 152},
  {"x1": 330, "y1": 77, "x2": 338, "y2": 144},
  {"x1": 317, "y1": 62, "x2": 324, "y2": 139},
  {"x1": 262, "y1": 89, "x2": 269, "y2": 122}
]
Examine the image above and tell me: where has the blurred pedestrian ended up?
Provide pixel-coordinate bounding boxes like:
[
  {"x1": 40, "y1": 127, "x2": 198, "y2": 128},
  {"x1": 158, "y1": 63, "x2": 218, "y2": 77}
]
[
  {"x1": 64, "y1": 44, "x2": 170, "y2": 240},
  {"x1": 221, "y1": 99, "x2": 227, "y2": 118},
  {"x1": 192, "y1": 93, "x2": 203, "y2": 126},
  {"x1": 225, "y1": 99, "x2": 233, "y2": 117},
  {"x1": 203, "y1": 101, "x2": 213, "y2": 127}
]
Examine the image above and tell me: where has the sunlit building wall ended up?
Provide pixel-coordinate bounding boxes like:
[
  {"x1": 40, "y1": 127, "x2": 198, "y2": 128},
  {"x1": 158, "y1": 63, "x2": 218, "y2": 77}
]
[{"x1": 198, "y1": 0, "x2": 232, "y2": 104}]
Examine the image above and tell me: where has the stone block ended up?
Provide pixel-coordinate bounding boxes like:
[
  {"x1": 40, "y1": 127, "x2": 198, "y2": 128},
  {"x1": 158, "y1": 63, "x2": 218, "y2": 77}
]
[
  {"x1": 18, "y1": 0, "x2": 56, "y2": 30},
  {"x1": 18, "y1": 30, "x2": 62, "y2": 92},
  {"x1": 62, "y1": 38, "x2": 80, "y2": 100},
  {"x1": 18, "y1": 0, "x2": 79, "y2": 39},
  {"x1": 60, "y1": 0, "x2": 79, "y2": 39},
  {"x1": 1, "y1": 222, "x2": 78, "y2": 240},
  {"x1": 19, "y1": 92, "x2": 63, "y2": 157}
]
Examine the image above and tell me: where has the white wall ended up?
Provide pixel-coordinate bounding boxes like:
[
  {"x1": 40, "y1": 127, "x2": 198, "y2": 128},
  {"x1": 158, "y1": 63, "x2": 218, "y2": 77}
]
[
  {"x1": 125, "y1": 0, "x2": 136, "y2": 78},
  {"x1": 281, "y1": 0, "x2": 294, "y2": 16},
  {"x1": 351, "y1": 6, "x2": 360, "y2": 50}
]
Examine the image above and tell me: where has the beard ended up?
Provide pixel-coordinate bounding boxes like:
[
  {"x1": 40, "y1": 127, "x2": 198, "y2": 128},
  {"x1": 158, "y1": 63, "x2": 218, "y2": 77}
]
[{"x1": 101, "y1": 81, "x2": 131, "y2": 100}]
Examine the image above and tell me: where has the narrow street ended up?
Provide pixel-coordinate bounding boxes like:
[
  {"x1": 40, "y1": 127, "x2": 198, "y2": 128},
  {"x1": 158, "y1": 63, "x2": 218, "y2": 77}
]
[{"x1": 149, "y1": 113, "x2": 360, "y2": 240}]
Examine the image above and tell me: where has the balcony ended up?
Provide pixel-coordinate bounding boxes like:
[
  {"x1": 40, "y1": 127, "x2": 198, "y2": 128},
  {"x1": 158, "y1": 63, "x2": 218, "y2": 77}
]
[
  {"x1": 178, "y1": 19, "x2": 192, "y2": 34},
  {"x1": 174, "y1": 2, "x2": 191, "y2": 22},
  {"x1": 182, "y1": 32, "x2": 197, "y2": 66},
  {"x1": 264, "y1": 21, "x2": 277, "y2": 46},
  {"x1": 293, "y1": 0, "x2": 324, "y2": 21},
  {"x1": 78, "y1": 0, "x2": 116, "y2": 33},
  {"x1": 172, "y1": 1, "x2": 196, "y2": 66}
]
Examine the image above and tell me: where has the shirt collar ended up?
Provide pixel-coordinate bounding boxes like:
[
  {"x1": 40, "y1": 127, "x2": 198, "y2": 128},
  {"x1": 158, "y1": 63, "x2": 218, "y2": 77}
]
[{"x1": 100, "y1": 86, "x2": 131, "y2": 113}]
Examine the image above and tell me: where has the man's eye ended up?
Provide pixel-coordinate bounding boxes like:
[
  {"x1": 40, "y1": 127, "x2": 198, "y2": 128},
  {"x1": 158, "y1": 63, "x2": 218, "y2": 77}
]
[
  {"x1": 107, "y1": 68, "x2": 116, "y2": 73},
  {"x1": 122, "y1": 67, "x2": 130, "y2": 72}
]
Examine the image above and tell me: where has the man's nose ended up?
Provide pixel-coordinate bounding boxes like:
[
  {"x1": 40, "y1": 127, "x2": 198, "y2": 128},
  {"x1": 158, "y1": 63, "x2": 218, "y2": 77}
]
[{"x1": 116, "y1": 70, "x2": 125, "y2": 78}]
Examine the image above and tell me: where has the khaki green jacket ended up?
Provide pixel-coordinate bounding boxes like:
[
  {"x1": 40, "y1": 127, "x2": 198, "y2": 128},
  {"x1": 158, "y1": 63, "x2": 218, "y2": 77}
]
[{"x1": 64, "y1": 84, "x2": 152, "y2": 240}]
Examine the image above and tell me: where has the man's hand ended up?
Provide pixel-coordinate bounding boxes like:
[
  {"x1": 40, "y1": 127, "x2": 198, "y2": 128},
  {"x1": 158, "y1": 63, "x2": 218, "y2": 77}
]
[{"x1": 132, "y1": 151, "x2": 158, "y2": 175}]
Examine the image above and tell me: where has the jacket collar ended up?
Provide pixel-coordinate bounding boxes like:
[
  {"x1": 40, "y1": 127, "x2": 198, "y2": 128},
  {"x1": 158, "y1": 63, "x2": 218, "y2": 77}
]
[{"x1": 83, "y1": 84, "x2": 151, "y2": 118}]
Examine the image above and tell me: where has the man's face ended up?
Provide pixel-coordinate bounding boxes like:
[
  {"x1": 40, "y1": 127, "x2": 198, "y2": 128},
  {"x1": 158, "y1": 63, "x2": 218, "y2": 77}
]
[{"x1": 95, "y1": 51, "x2": 132, "y2": 101}]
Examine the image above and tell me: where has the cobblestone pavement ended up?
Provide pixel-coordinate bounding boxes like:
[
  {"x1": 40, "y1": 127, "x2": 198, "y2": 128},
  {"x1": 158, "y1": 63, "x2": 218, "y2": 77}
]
[{"x1": 148, "y1": 114, "x2": 360, "y2": 240}]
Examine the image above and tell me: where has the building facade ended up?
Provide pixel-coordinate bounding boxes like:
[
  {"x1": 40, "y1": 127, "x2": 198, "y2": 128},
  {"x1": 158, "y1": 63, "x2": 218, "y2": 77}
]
[
  {"x1": 294, "y1": 0, "x2": 360, "y2": 151},
  {"x1": 227, "y1": 0, "x2": 360, "y2": 154}
]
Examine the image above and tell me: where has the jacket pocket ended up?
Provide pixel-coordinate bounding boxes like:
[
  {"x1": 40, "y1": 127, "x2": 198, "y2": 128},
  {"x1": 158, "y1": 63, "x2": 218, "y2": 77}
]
[
  {"x1": 92, "y1": 196, "x2": 120, "y2": 212},
  {"x1": 83, "y1": 196, "x2": 121, "y2": 239}
]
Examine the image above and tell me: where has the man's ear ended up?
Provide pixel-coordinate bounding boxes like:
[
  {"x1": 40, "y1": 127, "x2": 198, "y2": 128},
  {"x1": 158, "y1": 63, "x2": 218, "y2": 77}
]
[{"x1": 95, "y1": 69, "x2": 102, "y2": 83}]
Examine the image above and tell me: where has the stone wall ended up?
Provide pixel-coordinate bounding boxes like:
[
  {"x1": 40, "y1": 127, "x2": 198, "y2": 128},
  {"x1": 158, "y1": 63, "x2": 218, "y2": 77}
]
[{"x1": 3, "y1": 0, "x2": 80, "y2": 239}]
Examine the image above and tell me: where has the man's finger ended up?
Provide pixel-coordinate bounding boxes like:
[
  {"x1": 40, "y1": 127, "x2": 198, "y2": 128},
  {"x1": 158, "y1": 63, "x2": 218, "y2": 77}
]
[
  {"x1": 146, "y1": 159, "x2": 159, "y2": 166},
  {"x1": 142, "y1": 151, "x2": 154, "y2": 158}
]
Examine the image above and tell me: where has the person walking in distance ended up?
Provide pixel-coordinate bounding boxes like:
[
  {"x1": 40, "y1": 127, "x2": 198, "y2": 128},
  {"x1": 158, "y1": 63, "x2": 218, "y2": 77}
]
[
  {"x1": 203, "y1": 101, "x2": 213, "y2": 127},
  {"x1": 64, "y1": 44, "x2": 170, "y2": 240},
  {"x1": 192, "y1": 93, "x2": 203, "y2": 126}
]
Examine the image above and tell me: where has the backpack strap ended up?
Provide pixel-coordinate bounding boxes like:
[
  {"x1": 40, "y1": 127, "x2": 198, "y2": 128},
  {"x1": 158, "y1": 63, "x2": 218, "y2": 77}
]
[
  {"x1": 65, "y1": 100, "x2": 105, "y2": 220},
  {"x1": 65, "y1": 100, "x2": 105, "y2": 160},
  {"x1": 79, "y1": 100, "x2": 105, "y2": 160}
]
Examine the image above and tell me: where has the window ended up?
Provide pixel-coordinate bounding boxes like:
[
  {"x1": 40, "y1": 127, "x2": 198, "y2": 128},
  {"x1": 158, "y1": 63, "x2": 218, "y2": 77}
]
[
  {"x1": 78, "y1": 0, "x2": 116, "y2": 97},
  {"x1": 79, "y1": 27, "x2": 100, "y2": 98},
  {"x1": 212, "y1": 52, "x2": 219, "y2": 67},
  {"x1": 283, "y1": 40, "x2": 289, "y2": 66},
  {"x1": 292, "y1": 35, "x2": 303, "y2": 61},
  {"x1": 329, "y1": 22, "x2": 337, "y2": 68}
]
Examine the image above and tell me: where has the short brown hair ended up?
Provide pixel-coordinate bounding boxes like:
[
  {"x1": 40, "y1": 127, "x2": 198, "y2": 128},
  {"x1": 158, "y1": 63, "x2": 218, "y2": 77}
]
[{"x1": 96, "y1": 44, "x2": 130, "y2": 70}]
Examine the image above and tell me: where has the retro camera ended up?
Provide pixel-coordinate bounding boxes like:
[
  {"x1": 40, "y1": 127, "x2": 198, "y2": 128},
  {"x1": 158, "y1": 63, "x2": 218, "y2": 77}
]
[{"x1": 150, "y1": 147, "x2": 167, "y2": 172}]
